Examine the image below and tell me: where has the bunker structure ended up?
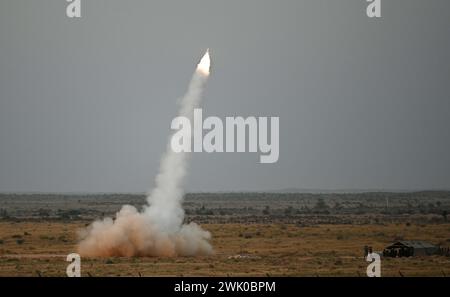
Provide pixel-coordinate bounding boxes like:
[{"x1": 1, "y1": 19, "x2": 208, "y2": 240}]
[{"x1": 383, "y1": 241, "x2": 438, "y2": 257}]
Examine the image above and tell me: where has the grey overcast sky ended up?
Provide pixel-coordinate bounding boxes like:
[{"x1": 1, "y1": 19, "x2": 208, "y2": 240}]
[{"x1": 0, "y1": 0, "x2": 449, "y2": 192}]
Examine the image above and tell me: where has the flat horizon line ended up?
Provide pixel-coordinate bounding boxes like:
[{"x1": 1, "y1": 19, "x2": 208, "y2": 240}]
[{"x1": 0, "y1": 188, "x2": 449, "y2": 195}]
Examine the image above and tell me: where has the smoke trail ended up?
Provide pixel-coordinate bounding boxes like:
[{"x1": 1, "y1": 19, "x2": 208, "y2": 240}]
[{"x1": 77, "y1": 50, "x2": 213, "y2": 257}]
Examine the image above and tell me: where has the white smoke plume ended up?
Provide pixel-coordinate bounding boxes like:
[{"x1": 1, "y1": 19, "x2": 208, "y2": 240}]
[{"x1": 77, "y1": 50, "x2": 213, "y2": 257}]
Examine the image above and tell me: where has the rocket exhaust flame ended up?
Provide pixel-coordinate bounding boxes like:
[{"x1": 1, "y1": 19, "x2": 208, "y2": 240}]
[
  {"x1": 197, "y1": 49, "x2": 210, "y2": 76},
  {"x1": 77, "y1": 50, "x2": 213, "y2": 257}
]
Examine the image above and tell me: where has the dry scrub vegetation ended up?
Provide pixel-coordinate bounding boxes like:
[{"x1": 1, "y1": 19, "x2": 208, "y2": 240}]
[{"x1": 0, "y1": 221, "x2": 449, "y2": 276}]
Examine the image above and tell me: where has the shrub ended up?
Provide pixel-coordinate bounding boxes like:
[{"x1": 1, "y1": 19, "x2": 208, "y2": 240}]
[{"x1": 314, "y1": 198, "x2": 329, "y2": 210}]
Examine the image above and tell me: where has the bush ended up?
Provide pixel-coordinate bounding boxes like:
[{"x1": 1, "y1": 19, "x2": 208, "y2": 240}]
[
  {"x1": 314, "y1": 198, "x2": 329, "y2": 210},
  {"x1": 284, "y1": 206, "x2": 294, "y2": 215}
]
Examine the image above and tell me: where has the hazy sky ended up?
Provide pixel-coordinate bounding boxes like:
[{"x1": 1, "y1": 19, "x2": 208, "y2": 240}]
[{"x1": 0, "y1": 0, "x2": 449, "y2": 192}]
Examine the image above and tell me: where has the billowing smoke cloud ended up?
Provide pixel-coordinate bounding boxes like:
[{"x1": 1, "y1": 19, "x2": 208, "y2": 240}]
[{"x1": 77, "y1": 50, "x2": 213, "y2": 257}]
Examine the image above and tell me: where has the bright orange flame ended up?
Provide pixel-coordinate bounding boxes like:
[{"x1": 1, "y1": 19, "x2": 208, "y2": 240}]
[{"x1": 197, "y1": 49, "x2": 211, "y2": 76}]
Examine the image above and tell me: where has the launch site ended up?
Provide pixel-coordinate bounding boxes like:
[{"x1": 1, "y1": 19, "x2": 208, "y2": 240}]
[
  {"x1": 0, "y1": 191, "x2": 449, "y2": 276},
  {"x1": 0, "y1": 2, "x2": 449, "y2": 294}
]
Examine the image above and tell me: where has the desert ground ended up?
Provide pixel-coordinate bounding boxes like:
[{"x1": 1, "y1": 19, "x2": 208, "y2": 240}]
[{"x1": 0, "y1": 192, "x2": 449, "y2": 276}]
